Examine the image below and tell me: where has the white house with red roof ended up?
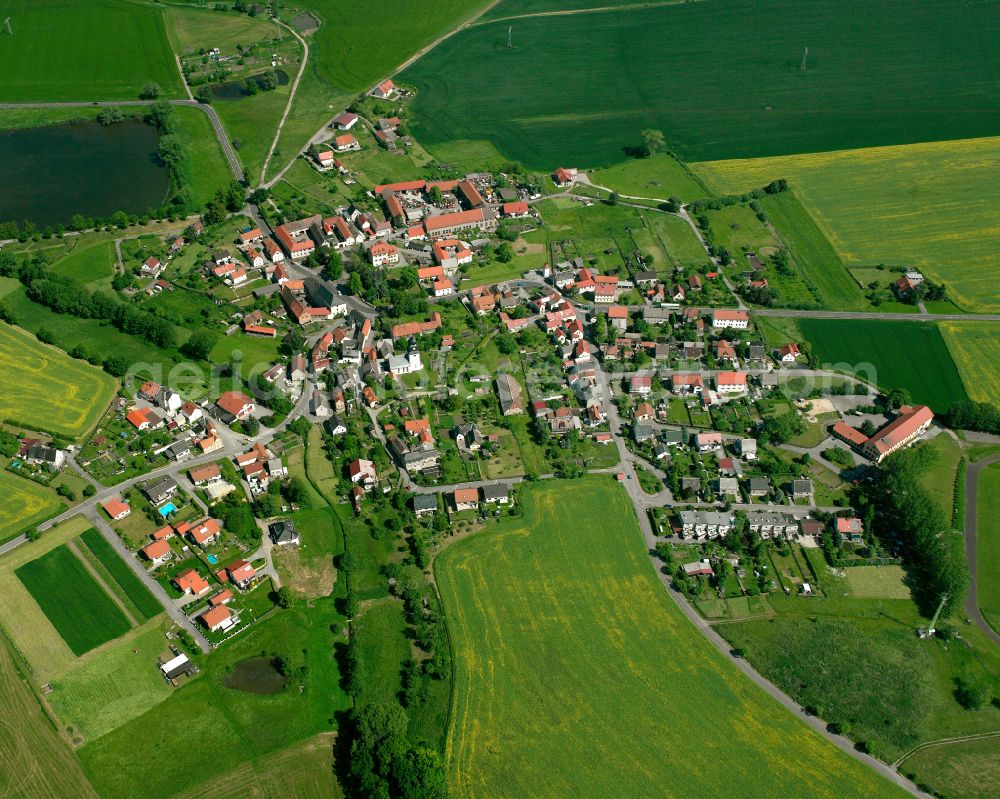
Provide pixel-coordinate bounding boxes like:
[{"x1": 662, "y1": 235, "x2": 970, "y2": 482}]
[
  {"x1": 316, "y1": 149, "x2": 335, "y2": 167},
  {"x1": 226, "y1": 558, "x2": 256, "y2": 590},
  {"x1": 711, "y1": 309, "x2": 750, "y2": 329},
  {"x1": 216, "y1": 391, "x2": 255, "y2": 423},
  {"x1": 102, "y1": 498, "x2": 131, "y2": 520},
  {"x1": 553, "y1": 167, "x2": 578, "y2": 186},
  {"x1": 332, "y1": 111, "x2": 358, "y2": 130},
  {"x1": 715, "y1": 371, "x2": 748, "y2": 394},
  {"x1": 369, "y1": 242, "x2": 400, "y2": 267},
  {"x1": 371, "y1": 79, "x2": 397, "y2": 99},
  {"x1": 778, "y1": 343, "x2": 800, "y2": 362},
  {"x1": 334, "y1": 133, "x2": 360, "y2": 152}
]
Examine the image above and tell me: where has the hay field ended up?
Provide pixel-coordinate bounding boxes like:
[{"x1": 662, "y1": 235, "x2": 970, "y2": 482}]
[
  {"x1": 175, "y1": 732, "x2": 342, "y2": 799},
  {"x1": 0, "y1": 469, "x2": 64, "y2": 545},
  {"x1": 843, "y1": 566, "x2": 912, "y2": 600},
  {"x1": 437, "y1": 477, "x2": 908, "y2": 799},
  {"x1": 0, "y1": 516, "x2": 90, "y2": 681},
  {"x1": 0, "y1": 323, "x2": 117, "y2": 440},
  {"x1": 693, "y1": 137, "x2": 1000, "y2": 312},
  {"x1": 903, "y1": 736, "x2": 1000, "y2": 799},
  {"x1": 940, "y1": 322, "x2": 1000, "y2": 405},
  {"x1": 47, "y1": 622, "x2": 172, "y2": 743},
  {"x1": 0, "y1": 0, "x2": 183, "y2": 101},
  {"x1": 976, "y1": 464, "x2": 1000, "y2": 636},
  {"x1": 403, "y1": 0, "x2": 1000, "y2": 168},
  {"x1": 0, "y1": 639, "x2": 98, "y2": 799}
]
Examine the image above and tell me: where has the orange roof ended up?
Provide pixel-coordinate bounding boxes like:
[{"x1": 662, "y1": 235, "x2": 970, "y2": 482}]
[
  {"x1": 716, "y1": 371, "x2": 747, "y2": 385},
  {"x1": 405, "y1": 418, "x2": 431, "y2": 435},
  {"x1": 126, "y1": 408, "x2": 151, "y2": 428},
  {"x1": 152, "y1": 525, "x2": 173, "y2": 541},
  {"x1": 335, "y1": 134, "x2": 357, "y2": 147},
  {"x1": 833, "y1": 421, "x2": 869, "y2": 447},
  {"x1": 227, "y1": 559, "x2": 256, "y2": 583},
  {"x1": 607, "y1": 305, "x2": 628, "y2": 319},
  {"x1": 142, "y1": 540, "x2": 171, "y2": 560},
  {"x1": 424, "y1": 208, "x2": 485, "y2": 232},
  {"x1": 188, "y1": 518, "x2": 221, "y2": 544},
  {"x1": 102, "y1": 498, "x2": 129, "y2": 518},
  {"x1": 209, "y1": 589, "x2": 233, "y2": 607},
  {"x1": 200, "y1": 605, "x2": 232, "y2": 629},
  {"x1": 217, "y1": 391, "x2": 252, "y2": 416},
  {"x1": 502, "y1": 201, "x2": 529, "y2": 215},
  {"x1": 453, "y1": 487, "x2": 479, "y2": 504},
  {"x1": 175, "y1": 568, "x2": 209, "y2": 595},
  {"x1": 418, "y1": 265, "x2": 444, "y2": 280}
]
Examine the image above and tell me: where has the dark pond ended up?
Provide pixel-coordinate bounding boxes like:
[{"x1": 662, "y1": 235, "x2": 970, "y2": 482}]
[
  {"x1": 0, "y1": 119, "x2": 169, "y2": 228},
  {"x1": 222, "y1": 656, "x2": 288, "y2": 695},
  {"x1": 211, "y1": 69, "x2": 290, "y2": 99}
]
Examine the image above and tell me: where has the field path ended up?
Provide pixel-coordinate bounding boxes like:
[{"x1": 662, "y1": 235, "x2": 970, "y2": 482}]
[
  {"x1": 260, "y1": 15, "x2": 310, "y2": 182},
  {"x1": 474, "y1": 0, "x2": 700, "y2": 27},
  {"x1": 893, "y1": 730, "x2": 1000, "y2": 768},
  {"x1": 962, "y1": 454, "x2": 1000, "y2": 645}
]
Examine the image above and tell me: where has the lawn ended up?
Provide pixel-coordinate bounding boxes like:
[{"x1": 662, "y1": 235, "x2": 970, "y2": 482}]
[
  {"x1": 47, "y1": 622, "x2": 172, "y2": 743},
  {"x1": 0, "y1": 638, "x2": 99, "y2": 799},
  {"x1": 292, "y1": 0, "x2": 490, "y2": 93},
  {"x1": 15, "y1": 544, "x2": 132, "y2": 656},
  {"x1": 797, "y1": 318, "x2": 968, "y2": 412},
  {"x1": 212, "y1": 86, "x2": 289, "y2": 185},
  {"x1": 402, "y1": 0, "x2": 1000, "y2": 168},
  {"x1": 587, "y1": 154, "x2": 709, "y2": 202},
  {"x1": 940, "y1": 322, "x2": 1000, "y2": 406},
  {"x1": 902, "y1": 736, "x2": 1000, "y2": 799},
  {"x1": 437, "y1": 477, "x2": 908, "y2": 798},
  {"x1": 0, "y1": 0, "x2": 183, "y2": 101},
  {"x1": 705, "y1": 204, "x2": 777, "y2": 255},
  {"x1": 842, "y1": 566, "x2": 912, "y2": 600},
  {"x1": 694, "y1": 136, "x2": 1000, "y2": 313},
  {"x1": 79, "y1": 528, "x2": 163, "y2": 621},
  {"x1": 0, "y1": 468, "x2": 65, "y2": 546},
  {"x1": 642, "y1": 211, "x2": 708, "y2": 271},
  {"x1": 759, "y1": 191, "x2": 869, "y2": 311},
  {"x1": 78, "y1": 603, "x2": 350, "y2": 799},
  {"x1": 0, "y1": 323, "x2": 117, "y2": 440},
  {"x1": 49, "y1": 240, "x2": 116, "y2": 289},
  {"x1": 976, "y1": 463, "x2": 1000, "y2": 635}
]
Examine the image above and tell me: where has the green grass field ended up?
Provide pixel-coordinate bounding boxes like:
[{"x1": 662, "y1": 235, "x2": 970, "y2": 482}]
[
  {"x1": 0, "y1": 323, "x2": 117, "y2": 440},
  {"x1": 0, "y1": 638, "x2": 98, "y2": 799},
  {"x1": 940, "y1": 322, "x2": 1000, "y2": 406},
  {"x1": 0, "y1": 0, "x2": 183, "y2": 101},
  {"x1": 917, "y1": 433, "x2": 964, "y2": 526},
  {"x1": 173, "y1": 107, "x2": 235, "y2": 208},
  {"x1": 842, "y1": 566, "x2": 911, "y2": 600},
  {"x1": 759, "y1": 191, "x2": 869, "y2": 310},
  {"x1": 49, "y1": 240, "x2": 116, "y2": 289},
  {"x1": 79, "y1": 529, "x2": 162, "y2": 621},
  {"x1": 797, "y1": 318, "x2": 968, "y2": 412},
  {"x1": 294, "y1": 0, "x2": 489, "y2": 93},
  {"x1": 78, "y1": 605, "x2": 350, "y2": 799},
  {"x1": 15, "y1": 545, "x2": 132, "y2": 656},
  {"x1": 163, "y1": 4, "x2": 279, "y2": 53},
  {"x1": 47, "y1": 622, "x2": 172, "y2": 743},
  {"x1": 587, "y1": 154, "x2": 709, "y2": 202},
  {"x1": 902, "y1": 736, "x2": 1000, "y2": 799},
  {"x1": 437, "y1": 477, "x2": 908, "y2": 798},
  {"x1": 354, "y1": 599, "x2": 409, "y2": 706},
  {"x1": 976, "y1": 464, "x2": 1000, "y2": 635},
  {"x1": 403, "y1": 0, "x2": 1000, "y2": 168},
  {"x1": 0, "y1": 469, "x2": 64, "y2": 546},
  {"x1": 705, "y1": 204, "x2": 777, "y2": 254},
  {"x1": 694, "y1": 136, "x2": 1000, "y2": 312}
]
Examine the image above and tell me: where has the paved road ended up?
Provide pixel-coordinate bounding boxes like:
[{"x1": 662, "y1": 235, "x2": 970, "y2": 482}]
[
  {"x1": 962, "y1": 454, "x2": 1000, "y2": 645},
  {"x1": 84, "y1": 508, "x2": 211, "y2": 653}
]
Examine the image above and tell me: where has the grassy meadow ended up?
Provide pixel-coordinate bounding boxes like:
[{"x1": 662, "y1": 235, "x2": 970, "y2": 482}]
[
  {"x1": 797, "y1": 318, "x2": 968, "y2": 412},
  {"x1": 437, "y1": 477, "x2": 908, "y2": 798},
  {"x1": 0, "y1": 0, "x2": 183, "y2": 101},
  {"x1": 0, "y1": 323, "x2": 117, "y2": 440},
  {"x1": 759, "y1": 191, "x2": 869, "y2": 310},
  {"x1": 902, "y1": 736, "x2": 1000, "y2": 799},
  {"x1": 976, "y1": 464, "x2": 1000, "y2": 636},
  {"x1": 587, "y1": 154, "x2": 710, "y2": 202},
  {"x1": 403, "y1": 0, "x2": 1000, "y2": 168},
  {"x1": 15, "y1": 544, "x2": 132, "y2": 656},
  {"x1": 0, "y1": 638, "x2": 98, "y2": 799},
  {"x1": 78, "y1": 605, "x2": 351, "y2": 799},
  {"x1": 694, "y1": 136, "x2": 1000, "y2": 312},
  {"x1": 163, "y1": 4, "x2": 279, "y2": 54},
  {"x1": 293, "y1": 0, "x2": 489, "y2": 92}
]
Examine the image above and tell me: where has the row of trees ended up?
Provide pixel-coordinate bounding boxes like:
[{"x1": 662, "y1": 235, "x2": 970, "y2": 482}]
[
  {"x1": 944, "y1": 400, "x2": 1000, "y2": 435},
  {"x1": 853, "y1": 444, "x2": 967, "y2": 617}
]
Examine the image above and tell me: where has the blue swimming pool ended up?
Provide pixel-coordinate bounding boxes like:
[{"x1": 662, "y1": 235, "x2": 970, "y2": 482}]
[
  {"x1": 206, "y1": 554, "x2": 219, "y2": 565},
  {"x1": 158, "y1": 502, "x2": 177, "y2": 517}
]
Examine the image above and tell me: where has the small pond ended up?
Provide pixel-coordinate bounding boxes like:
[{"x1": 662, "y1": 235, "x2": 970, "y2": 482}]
[
  {"x1": 0, "y1": 119, "x2": 169, "y2": 228},
  {"x1": 223, "y1": 656, "x2": 287, "y2": 695},
  {"x1": 211, "y1": 69, "x2": 289, "y2": 99}
]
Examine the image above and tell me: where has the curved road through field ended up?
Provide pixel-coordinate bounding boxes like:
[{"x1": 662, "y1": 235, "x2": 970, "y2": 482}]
[{"x1": 962, "y1": 454, "x2": 1000, "y2": 644}]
